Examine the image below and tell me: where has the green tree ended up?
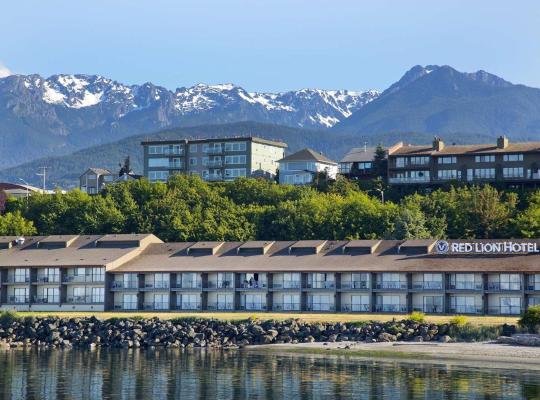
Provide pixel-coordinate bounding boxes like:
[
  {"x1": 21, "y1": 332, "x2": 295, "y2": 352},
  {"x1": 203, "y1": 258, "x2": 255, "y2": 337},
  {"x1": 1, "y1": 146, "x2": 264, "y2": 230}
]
[{"x1": 0, "y1": 211, "x2": 36, "y2": 236}]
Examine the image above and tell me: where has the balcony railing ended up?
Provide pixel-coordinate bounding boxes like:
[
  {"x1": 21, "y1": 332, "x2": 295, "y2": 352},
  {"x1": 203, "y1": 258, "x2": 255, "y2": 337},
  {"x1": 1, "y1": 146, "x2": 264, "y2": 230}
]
[
  {"x1": 205, "y1": 148, "x2": 223, "y2": 155},
  {"x1": 487, "y1": 282, "x2": 521, "y2": 291},
  {"x1": 143, "y1": 282, "x2": 170, "y2": 290},
  {"x1": 306, "y1": 304, "x2": 335, "y2": 312},
  {"x1": 238, "y1": 282, "x2": 267, "y2": 289},
  {"x1": 63, "y1": 275, "x2": 104, "y2": 283},
  {"x1": 306, "y1": 282, "x2": 336, "y2": 289},
  {"x1": 169, "y1": 162, "x2": 184, "y2": 169},
  {"x1": 375, "y1": 281, "x2": 408, "y2": 290},
  {"x1": 238, "y1": 303, "x2": 267, "y2": 311},
  {"x1": 488, "y1": 306, "x2": 522, "y2": 315},
  {"x1": 7, "y1": 296, "x2": 29, "y2": 304},
  {"x1": 113, "y1": 303, "x2": 139, "y2": 311},
  {"x1": 272, "y1": 303, "x2": 301, "y2": 311},
  {"x1": 448, "y1": 306, "x2": 483, "y2": 314},
  {"x1": 388, "y1": 177, "x2": 430, "y2": 184},
  {"x1": 341, "y1": 304, "x2": 370, "y2": 312},
  {"x1": 33, "y1": 296, "x2": 60, "y2": 304},
  {"x1": 35, "y1": 275, "x2": 61, "y2": 284},
  {"x1": 449, "y1": 282, "x2": 484, "y2": 290},
  {"x1": 413, "y1": 305, "x2": 444, "y2": 313},
  {"x1": 204, "y1": 159, "x2": 223, "y2": 168},
  {"x1": 374, "y1": 304, "x2": 407, "y2": 312},
  {"x1": 527, "y1": 284, "x2": 540, "y2": 291},
  {"x1": 206, "y1": 281, "x2": 233, "y2": 289},
  {"x1": 412, "y1": 282, "x2": 444, "y2": 290},
  {"x1": 203, "y1": 174, "x2": 223, "y2": 182},
  {"x1": 143, "y1": 302, "x2": 170, "y2": 311},
  {"x1": 207, "y1": 302, "x2": 234, "y2": 311},
  {"x1": 67, "y1": 296, "x2": 103, "y2": 304},
  {"x1": 4, "y1": 277, "x2": 30, "y2": 284},
  {"x1": 111, "y1": 281, "x2": 139, "y2": 290},
  {"x1": 175, "y1": 281, "x2": 202, "y2": 289},
  {"x1": 175, "y1": 302, "x2": 201, "y2": 311},
  {"x1": 340, "y1": 281, "x2": 369, "y2": 290},
  {"x1": 271, "y1": 281, "x2": 301, "y2": 289}
]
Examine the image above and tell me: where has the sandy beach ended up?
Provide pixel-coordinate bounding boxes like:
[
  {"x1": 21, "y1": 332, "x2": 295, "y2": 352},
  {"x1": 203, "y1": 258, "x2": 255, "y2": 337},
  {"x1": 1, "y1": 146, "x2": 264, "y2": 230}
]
[{"x1": 248, "y1": 341, "x2": 540, "y2": 370}]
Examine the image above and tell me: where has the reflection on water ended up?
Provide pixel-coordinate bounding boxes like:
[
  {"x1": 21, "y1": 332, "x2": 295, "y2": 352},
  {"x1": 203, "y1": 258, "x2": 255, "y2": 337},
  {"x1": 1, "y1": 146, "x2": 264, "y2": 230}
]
[{"x1": 0, "y1": 349, "x2": 540, "y2": 399}]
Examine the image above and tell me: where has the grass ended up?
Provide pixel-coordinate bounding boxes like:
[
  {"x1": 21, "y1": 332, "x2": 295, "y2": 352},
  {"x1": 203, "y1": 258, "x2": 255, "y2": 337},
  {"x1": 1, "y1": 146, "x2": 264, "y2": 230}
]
[{"x1": 9, "y1": 311, "x2": 518, "y2": 326}]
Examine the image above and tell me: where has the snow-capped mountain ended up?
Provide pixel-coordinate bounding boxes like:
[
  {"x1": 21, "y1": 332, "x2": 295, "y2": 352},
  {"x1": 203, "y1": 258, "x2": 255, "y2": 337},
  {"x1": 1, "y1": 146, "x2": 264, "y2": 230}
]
[{"x1": 0, "y1": 73, "x2": 378, "y2": 168}]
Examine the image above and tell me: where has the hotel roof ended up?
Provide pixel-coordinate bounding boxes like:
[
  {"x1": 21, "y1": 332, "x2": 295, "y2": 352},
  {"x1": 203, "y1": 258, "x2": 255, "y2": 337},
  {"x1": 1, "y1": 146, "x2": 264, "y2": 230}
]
[{"x1": 390, "y1": 142, "x2": 540, "y2": 156}]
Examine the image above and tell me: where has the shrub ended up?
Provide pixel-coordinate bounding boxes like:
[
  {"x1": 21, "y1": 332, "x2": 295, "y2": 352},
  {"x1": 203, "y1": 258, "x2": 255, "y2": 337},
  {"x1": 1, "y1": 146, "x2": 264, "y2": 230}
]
[
  {"x1": 449, "y1": 315, "x2": 468, "y2": 327},
  {"x1": 448, "y1": 323, "x2": 502, "y2": 342},
  {"x1": 518, "y1": 305, "x2": 540, "y2": 333},
  {"x1": 408, "y1": 312, "x2": 426, "y2": 323},
  {"x1": 0, "y1": 310, "x2": 20, "y2": 327}
]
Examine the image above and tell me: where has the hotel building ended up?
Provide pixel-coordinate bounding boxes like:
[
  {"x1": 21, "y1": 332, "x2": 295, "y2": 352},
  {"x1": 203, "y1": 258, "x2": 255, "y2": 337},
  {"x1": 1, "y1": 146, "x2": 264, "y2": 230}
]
[
  {"x1": 387, "y1": 136, "x2": 540, "y2": 186},
  {"x1": 141, "y1": 137, "x2": 287, "y2": 183},
  {"x1": 1, "y1": 235, "x2": 540, "y2": 316}
]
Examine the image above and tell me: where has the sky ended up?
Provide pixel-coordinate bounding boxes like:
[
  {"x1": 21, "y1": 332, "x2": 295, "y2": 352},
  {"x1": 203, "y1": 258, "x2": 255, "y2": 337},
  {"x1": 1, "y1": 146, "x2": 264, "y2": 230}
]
[{"x1": 1, "y1": 0, "x2": 539, "y2": 92}]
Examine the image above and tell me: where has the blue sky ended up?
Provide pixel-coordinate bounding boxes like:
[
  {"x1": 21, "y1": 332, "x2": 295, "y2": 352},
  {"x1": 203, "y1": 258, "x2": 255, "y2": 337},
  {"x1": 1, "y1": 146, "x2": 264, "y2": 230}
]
[{"x1": 1, "y1": 1, "x2": 539, "y2": 92}]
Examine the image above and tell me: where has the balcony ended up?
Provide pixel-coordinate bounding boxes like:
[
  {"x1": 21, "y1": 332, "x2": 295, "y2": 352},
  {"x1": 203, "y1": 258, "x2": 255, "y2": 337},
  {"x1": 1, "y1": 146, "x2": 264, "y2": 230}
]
[
  {"x1": 66, "y1": 296, "x2": 102, "y2": 304},
  {"x1": 63, "y1": 275, "x2": 104, "y2": 284},
  {"x1": 341, "y1": 304, "x2": 370, "y2": 312},
  {"x1": 449, "y1": 282, "x2": 484, "y2": 291},
  {"x1": 305, "y1": 304, "x2": 335, "y2": 312},
  {"x1": 374, "y1": 304, "x2": 408, "y2": 313},
  {"x1": 169, "y1": 162, "x2": 184, "y2": 169},
  {"x1": 487, "y1": 282, "x2": 521, "y2": 291},
  {"x1": 205, "y1": 148, "x2": 223, "y2": 155},
  {"x1": 305, "y1": 282, "x2": 336, "y2": 290},
  {"x1": 375, "y1": 281, "x2": 408, "y2": 290},
  {"x1": 203, "y1": 174, "x2": 223, "y2": 182},
  {"x1": 142, "y1": 282, "x2": 170, "y2": 290},
  {"x1": 207, "y1": 302, "x2": 234, "y2": 311},
  {"x1": 448, "y1": 306, "x2": 483, "y2": 314},
  {"x1": 488, "y1": 306, "x2": 522, "y2": 315},
  {"x1": 35, "y1": 276, "x2": 61, "y2": 284},
  {"x1": 174, "y1": 281, "x2": 202, "y2": 290},
  {"x1": 143, "y1": 302, "x2": 170, "y2": 311},
  {"x1": 113, "y1": 303, "x2": 139, "y2": 311},
  {"x1": 271, "y1": 281, "x2": 301, "y2": 290},
  {"x1": 7, "y1": 296, "x2": 29, "y2": 304},
  {"x1": 206, "y1": 281, "x2": 233, "y2": 289},
  {"x1": 413, "y1": 305, "x2": 444, "y2": 313},
  {"x1": 527, "y1": 284, "x2": 540, "y2": 291},
  {"x1": 388, "y1": 177, "x2": 430, "y2": 184},
  {"x1": 204, "y1": 159, "x2": 223, "y2": 168},
  {"x1": 175, "y1": 302, "x2": 201, "y2": 311},
  {"x1": 4, "y1": 277, "x2": 30, "y2": 284},
  {"x1": 272, "y1": 303, "x2": 301, "y2": 311},
  {"x1": 340, "y1": 281, "x2": 369, "y2": 290},
  {"x1": 111, "y1": 281, "x2": 140, "y2": 290},
  {"x1": 33, "y1": 296, "x2": 60, "y2": 304},
  {"x1": 238, "y1": 303, "x2": 267, "y2": 311},
  {"x1": 238, "y1": 281, "x2": 267, "y2": 290},
  {"x1": 412, "y1": 282, "x2": 444, "y2": 290}
]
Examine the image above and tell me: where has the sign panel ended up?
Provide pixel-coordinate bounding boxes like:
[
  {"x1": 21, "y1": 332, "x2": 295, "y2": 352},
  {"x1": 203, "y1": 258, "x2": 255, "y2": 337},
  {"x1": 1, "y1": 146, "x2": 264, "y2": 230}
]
[{"x1": 435, "y1": 240, "x2": 539, "y2": 255}]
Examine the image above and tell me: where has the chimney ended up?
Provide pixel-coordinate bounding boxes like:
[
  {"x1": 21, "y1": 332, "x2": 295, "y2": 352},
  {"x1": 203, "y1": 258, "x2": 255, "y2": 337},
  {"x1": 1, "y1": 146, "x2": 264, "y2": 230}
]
[
  {"x1": 432, "y1": 136, "x2": 444, "y2": 151},
  {"x1": 497, "y1": 135, "x2": 509, "y2": 149}
]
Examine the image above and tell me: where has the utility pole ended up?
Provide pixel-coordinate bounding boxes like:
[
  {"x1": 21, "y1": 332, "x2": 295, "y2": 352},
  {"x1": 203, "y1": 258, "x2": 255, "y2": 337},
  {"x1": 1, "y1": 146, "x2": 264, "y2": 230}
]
[{"x1": 37, "y1": 167, "x2": 48, "y2": 193}]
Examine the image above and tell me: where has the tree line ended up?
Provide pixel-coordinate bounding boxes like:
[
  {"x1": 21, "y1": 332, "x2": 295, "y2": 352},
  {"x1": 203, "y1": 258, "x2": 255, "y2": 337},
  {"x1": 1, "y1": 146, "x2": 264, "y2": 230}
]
[{"x1": 0, "y1": 175, "x2": 539, "y2": 240}]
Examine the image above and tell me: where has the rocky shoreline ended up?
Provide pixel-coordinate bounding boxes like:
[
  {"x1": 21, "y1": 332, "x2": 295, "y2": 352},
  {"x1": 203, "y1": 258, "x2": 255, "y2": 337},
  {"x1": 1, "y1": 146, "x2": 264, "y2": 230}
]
[{"x1": 0, "y1": 316, "x2": 470, "y2": 350}]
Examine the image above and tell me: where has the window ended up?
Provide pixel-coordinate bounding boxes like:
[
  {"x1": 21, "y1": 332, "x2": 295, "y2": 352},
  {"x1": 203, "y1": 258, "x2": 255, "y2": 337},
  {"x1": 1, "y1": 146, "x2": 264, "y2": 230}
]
[
  {"x1": 503, "y1": 154, "x2": 523, "y2": 162},
  {"x1": 148, "y1": 171, "x2": 169, "y2": 182},
  {"x1": 44, "y1": 268, "x2": 60, "y2": 283},
  {"x1": 339, "y1": 163, "x2": 352, "y2": 174},
  {"x1": 409, "y1": 156, "x2": 430, "y2": 165},
  {"x1": 153, "y1": 273, "x2": 170, "y2": 289},
  {"x1": 123, "y1": 273, "x2": 138, "y2": 289},
  {"x1": 395, "y1": 157, "x2": 406, "y2": 168},
  {"x1": 357, "y1": 162, "x2": 373, "y2": 169},
  {"x1": 377, "y1": 295, "x2": 402, "y2": 312},
  {"x1": 44, "y1": 287, "x2": 59, "y2": 303},
  {"x1": 422, "y1": 273, "x2": 443, "y2": 289},
  {"x1": 450, "y1": 274, "x2": 481, "y2": 290},
  {"x1": 437, "y1": 170, "x2": 461, "y2": 180},
  {"x1": 350, "y1": 295, "x2": 370, "y2": 312},
  {"x1": 503, "y1": 167, "x2": 523, "y2": 178},
  {"x1": 123, "y1": 294, "x2": 138, "y2": 310},
  {"x1": 170, "y1": 158, "x2": 183, "y2": 168},
  {"x1": 217, "y1": 294, "x2": 233, "y2": 310},
  {"x1": 14, "y1": 268, "x2": 29, "y2": 283},
  {"x1": 285, "y1": 161, "x2": 316, "y2": 171},
  {"x1": 308, "y1": 294, "x2": 331, "y2": 311},
  {"x1": 282, "y1": 273, "x2": 301, "y2": 289},
  {"x1": 499, "y1": 274, "x2": 520, "y2": 291},
  {"x1": 308, "y1": 273, "x2": 333, "y2": 289},
  {"x1": 224, "y1": 141, "x2": 247, "y2": 152},
  {"x1": 189, "y1": 144, "x2": 198, "y2": 152},
  {"x1": 180, "y1": 294, "x2": 200, "y2": 310},
  {"x1": 171, "y1": 145, "x2": 182, "y2": 155},
  {"x1": 13, "y1": 288, "x2": 28, "y2": 303},
  {"x1": 500, "y1": 297, "x2": 521, "y2": 314},
  {"x1": 409, "y1": 170, "x2": 430, "y2": 181},
  {"x1": 423, "y1": 296, "x2": 443, "y2": 313},
  {"x1": 282, "y1": 294, "x2": 300, "y2": 310},
  {"x1": 148, "y1": 158, "x2": 169, "y2": 168},
  {"x1": 437, "y1": 156, "x2": 457, "y2": 164},
  {"x1": 224, "y1": 155, "x2": 246, "y2": 165},
  {"x1": 241, "y1": 294, "x2": 265, "y2": 310},
  {"x1": 73, "y1": 287, "x2": 86, "y2": 302},
  {"x1": 153, "y1": 294, "x2": 169, "y2": 310},
  {"x1": 450, "y1": 296, "x2": 478, "y2": 313},
  {"x1": 284, "y1": 173, "x2": 312, "y2": 184},
  {"x1": 203, "y1": 143, "x2": 222, "y2": 153},
  {"x1": 224, "y1": 168, "x2": 246, "y2": 178},
  {"x1": 217, "y1": 272, "x2": 233, "y2": 288},
  {"x1": 91, "y1": 287, "x2": 104, "y2": 303},
  {"x1": 474, "y1": 168, "x2": 495, "y2": 179},
  {"x1": 475, "y1": 155, "x2": 495, "y2": 163},
  {"x1": 189, "y1": 157, "x2": 198, "y2": 166},
  {"x1": 181, "y1": 273, "x2": 200, "y2": 289},
  {"x1": 92, "y1": 267, "x2": 105, "y2": 282},
  {"x1": 148, "y1": 145, "x2": 164, "y2": 155}
]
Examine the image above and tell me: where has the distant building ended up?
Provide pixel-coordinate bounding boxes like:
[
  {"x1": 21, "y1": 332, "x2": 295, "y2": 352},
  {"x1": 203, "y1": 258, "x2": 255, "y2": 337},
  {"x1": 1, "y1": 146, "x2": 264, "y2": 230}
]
[
  {"x1": 141, "y1": 137, "x2": 287, "y2": 182},
  {"x1": 79, "y1": 168, "x2": 113, "y2": 194},
  {"x1": 0, "y1": 182, "x2": 55, "y2": 199},
  {"x1": 339, "y1": 146, "x2": 384, "y2": 180},
  {"x1": 277, "y1": 148, "x2": 338, "y2": 185},
  {"x1": 387, "y1": 136, "x2": 540, "y2": 187}
]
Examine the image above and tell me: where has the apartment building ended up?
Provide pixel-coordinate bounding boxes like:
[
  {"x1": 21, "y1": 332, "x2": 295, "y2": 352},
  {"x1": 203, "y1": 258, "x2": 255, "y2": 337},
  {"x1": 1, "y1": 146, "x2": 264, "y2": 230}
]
[
  {"x1": 278, "y1": 148, "x2": 338, "y2": 185},
  {"x1": 2, "y1": 236, "x2": 540, "y2": 316},
  {"x1": 387, "y1": 136, "x2": 540, "y2": 186},
  {"x1": 141, "y1": 137, "x2": 287, "y2": 183}
]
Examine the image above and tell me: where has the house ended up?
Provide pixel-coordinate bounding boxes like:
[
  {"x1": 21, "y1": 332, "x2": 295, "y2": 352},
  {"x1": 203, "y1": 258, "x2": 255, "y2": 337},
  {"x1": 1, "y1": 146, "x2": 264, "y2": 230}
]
[
  {"x1": 277, "y1": 148, "x2": 338, "y2": 185},
  {"x1": 79, "y1": 168, "x2": 113, "y2": 194}
]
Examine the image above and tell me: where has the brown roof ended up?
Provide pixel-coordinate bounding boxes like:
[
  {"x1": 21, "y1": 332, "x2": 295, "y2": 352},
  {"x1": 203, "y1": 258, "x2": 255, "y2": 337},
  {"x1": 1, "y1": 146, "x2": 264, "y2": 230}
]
[
  {"x1": 278, "y1": 148, "x2": 337, "y2": 165},
  {"x1": 391, "y1": 142, "x2": 540, "y2": 156},
  {"x1": 340, "y1": 147, "x2": 379, "y2": 163}
]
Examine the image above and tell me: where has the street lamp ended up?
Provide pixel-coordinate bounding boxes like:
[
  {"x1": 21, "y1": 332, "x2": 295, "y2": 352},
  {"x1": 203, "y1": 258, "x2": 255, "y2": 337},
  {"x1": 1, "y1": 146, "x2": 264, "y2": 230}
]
[{"x1": 18, "y1": 178, "x2": 30, "y2": 207}]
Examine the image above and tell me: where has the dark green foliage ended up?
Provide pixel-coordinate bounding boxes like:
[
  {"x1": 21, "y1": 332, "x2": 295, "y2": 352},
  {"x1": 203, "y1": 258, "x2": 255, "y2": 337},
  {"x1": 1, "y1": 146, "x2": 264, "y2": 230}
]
[
  {"x1": 0, "y1": 310, "x2": 20, "y2": 327},
  {"x1": 447, "y1": 324, "x2": 503, "y2": 342},
  {"x1": 518, "y1": 305, "x2": 540, "y2": 333}
]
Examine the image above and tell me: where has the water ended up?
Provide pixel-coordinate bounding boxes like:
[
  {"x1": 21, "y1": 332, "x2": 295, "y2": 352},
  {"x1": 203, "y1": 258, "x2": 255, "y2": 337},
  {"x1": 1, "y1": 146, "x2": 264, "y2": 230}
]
[{"x1": 1, "y1": 349, "x2": 540, "y2": 399}]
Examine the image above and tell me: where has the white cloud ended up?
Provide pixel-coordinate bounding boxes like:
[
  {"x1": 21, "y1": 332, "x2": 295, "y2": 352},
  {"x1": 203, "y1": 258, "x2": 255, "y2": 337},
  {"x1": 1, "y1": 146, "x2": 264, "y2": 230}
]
[{"x1": 0, "y1": 62, "x2": 13, "y2": 78}]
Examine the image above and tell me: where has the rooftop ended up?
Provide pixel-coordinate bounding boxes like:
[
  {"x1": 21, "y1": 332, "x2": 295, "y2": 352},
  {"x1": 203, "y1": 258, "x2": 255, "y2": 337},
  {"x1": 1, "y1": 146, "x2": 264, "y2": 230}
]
[
  {"x1": 141, "y1": 136, "x2": 287, "y2": 148},
  {"x1": 340, "y1": 147, "x2": 379, "y2": 163},
  {"x1": 278, "y1": 148, "x2": 337, "y2": 165},
  {"x1": 390, "y1": 140, "x2": 540, "y2": 156}
]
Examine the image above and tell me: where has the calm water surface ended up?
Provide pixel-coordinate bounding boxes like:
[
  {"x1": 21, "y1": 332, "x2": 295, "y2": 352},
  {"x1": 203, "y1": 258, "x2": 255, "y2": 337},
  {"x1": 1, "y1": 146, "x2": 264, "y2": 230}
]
[{"x1": 1, "y1": 349, "x2": 539, "y2": 399}]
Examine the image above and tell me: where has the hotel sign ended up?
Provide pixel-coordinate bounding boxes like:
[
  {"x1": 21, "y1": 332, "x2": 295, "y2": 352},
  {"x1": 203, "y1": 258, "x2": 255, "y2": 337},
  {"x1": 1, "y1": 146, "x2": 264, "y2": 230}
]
[{"x1": 435, "y1": 240, "x2": 539, "y2": 255}]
